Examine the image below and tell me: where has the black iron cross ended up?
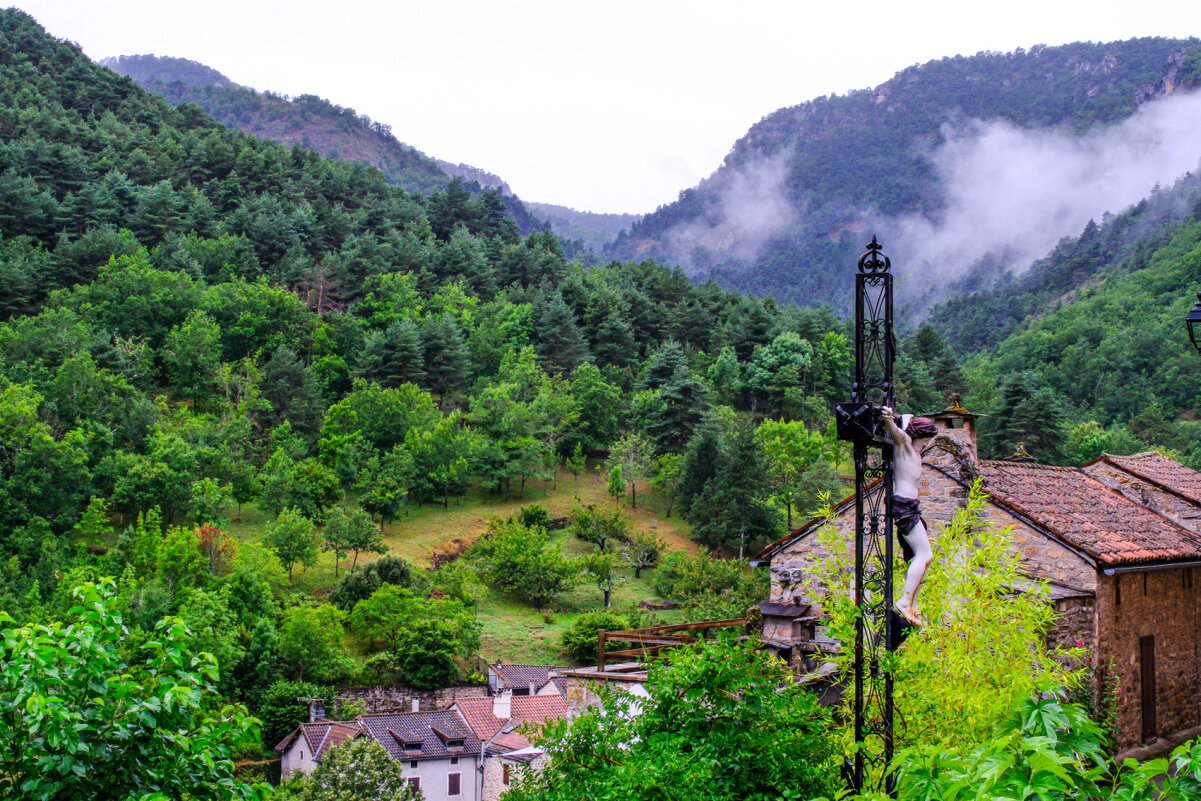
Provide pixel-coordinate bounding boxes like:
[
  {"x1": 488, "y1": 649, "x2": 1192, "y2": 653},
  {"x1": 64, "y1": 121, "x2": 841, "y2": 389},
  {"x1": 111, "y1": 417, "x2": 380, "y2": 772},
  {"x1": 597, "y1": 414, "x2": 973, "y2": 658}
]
[{"x1": 834, "y1": 235, "x2": 898, "y2": 794}]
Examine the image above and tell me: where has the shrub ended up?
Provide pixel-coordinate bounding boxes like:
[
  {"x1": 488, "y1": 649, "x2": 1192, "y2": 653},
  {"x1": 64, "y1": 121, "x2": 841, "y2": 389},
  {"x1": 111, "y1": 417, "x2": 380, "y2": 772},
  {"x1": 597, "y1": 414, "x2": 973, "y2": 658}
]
[{"x1": 561, "y1": 610, "x2": 631, "y2": 664}]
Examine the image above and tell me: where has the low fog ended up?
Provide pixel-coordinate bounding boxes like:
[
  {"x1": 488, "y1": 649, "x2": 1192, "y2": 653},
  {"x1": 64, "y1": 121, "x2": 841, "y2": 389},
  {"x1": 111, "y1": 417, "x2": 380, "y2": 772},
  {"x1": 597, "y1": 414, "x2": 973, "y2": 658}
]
[{"x1": 886, "y1": 88, "x2": 1201, "y2": 303}]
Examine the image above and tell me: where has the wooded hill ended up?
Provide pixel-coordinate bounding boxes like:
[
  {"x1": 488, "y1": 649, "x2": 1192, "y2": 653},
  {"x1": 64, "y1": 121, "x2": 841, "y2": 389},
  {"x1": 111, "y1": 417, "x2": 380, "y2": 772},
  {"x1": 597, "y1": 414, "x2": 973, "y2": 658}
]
[{"x1": 608, "y1": 38, "x2": 1201, "y2": 310}]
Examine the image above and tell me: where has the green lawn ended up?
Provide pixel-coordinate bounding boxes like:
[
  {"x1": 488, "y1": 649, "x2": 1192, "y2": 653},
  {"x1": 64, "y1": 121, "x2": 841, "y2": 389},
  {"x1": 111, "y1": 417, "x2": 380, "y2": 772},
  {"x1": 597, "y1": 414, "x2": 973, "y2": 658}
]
[{"x1": 225, "y1": 464, "x2": 697, "y2": 664}]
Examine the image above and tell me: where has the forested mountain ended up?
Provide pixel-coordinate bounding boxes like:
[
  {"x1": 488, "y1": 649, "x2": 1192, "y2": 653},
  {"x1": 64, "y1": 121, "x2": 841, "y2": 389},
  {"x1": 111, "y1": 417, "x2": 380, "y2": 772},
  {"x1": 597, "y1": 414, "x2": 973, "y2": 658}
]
[
  {"x1": 527, "y1": 201, "x2": 640, "y2": 254},
  {"x1": 608, "y1": 38, "x2": 1201, "y2": 311},
  {"x1": 103, "y1": 53, "x2": 550, "y2": 233},
  {"x1": 0, "y1": 4, "x2": 855, "y2": 683}
]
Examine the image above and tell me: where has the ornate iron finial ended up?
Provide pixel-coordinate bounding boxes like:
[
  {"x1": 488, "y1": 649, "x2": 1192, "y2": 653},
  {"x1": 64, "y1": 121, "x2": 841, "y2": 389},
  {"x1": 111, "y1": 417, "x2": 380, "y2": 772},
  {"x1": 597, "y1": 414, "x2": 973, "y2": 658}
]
[{"x1": 858, "y1": 235, "x2": 891, "y2": 275}]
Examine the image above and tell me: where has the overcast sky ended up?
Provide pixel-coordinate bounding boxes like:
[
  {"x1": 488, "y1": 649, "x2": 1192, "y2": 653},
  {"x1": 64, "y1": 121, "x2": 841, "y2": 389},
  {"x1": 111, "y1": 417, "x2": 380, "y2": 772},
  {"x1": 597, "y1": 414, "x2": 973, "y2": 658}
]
[{"x1": 12, "y1": 1, "x2": 1201, "y2": 213}]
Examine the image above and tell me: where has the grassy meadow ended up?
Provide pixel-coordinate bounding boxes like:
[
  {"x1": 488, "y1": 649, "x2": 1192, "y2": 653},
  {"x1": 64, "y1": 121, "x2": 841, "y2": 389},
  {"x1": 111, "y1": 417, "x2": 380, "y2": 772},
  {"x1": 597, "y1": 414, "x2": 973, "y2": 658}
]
[{"x1": 225, "y1": 464, "x2": 700, "y2": 665}]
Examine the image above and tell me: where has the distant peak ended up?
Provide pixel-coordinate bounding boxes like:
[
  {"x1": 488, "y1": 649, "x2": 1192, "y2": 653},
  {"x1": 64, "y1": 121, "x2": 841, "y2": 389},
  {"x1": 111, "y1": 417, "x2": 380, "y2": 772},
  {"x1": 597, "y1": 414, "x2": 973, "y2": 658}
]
[{"x1": 99, "y1": 54, "x2": 241, "y2": 90}]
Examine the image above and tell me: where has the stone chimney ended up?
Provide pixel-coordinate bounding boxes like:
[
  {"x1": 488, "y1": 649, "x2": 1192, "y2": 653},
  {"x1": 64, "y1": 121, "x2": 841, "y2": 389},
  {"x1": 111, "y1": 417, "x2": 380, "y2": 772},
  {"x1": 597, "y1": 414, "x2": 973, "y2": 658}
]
[
  {"x1": 528, "y1": 680, "x2": 537, "y2": 695},
  {"x1": 493, "y1": 688, "x2": 512, "y2": 719},
  {"x1": 926, "y1": 394, "x2": 983, "y2": 481},
  {"x1": 300, "y1": 697, "x2": 325, "y2": 723}
]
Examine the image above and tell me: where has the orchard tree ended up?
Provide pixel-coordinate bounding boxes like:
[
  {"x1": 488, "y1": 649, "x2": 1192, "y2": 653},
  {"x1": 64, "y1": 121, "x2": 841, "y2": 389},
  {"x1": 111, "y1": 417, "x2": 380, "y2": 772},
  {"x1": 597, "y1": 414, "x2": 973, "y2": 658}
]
[
  {"x1": 624, "y1": 531, "x2": 666, "y2": 579},
  {"x1": 264, "y1": 508, "x2": 319, "y2": 582},
  {"x1": 580, "y1": 549, "x2": 626, "y2": 608},
  {"x1": 328, "y1": 506, "x2": 387, "y2": 570},
  {"x1": 408, "y1": 410, "x2": 478, "y2": 508},
  {"x1": 471, "y1": 519, "x2": 580, "y2": 610},
  {"x1": 606, "y1": 433, "x2": 655, "y2": 508},
  {"x1": 300, "y1": 737, "x2": 418, "y2": 801},
  {"x1": 648, "y1": 452, "x2": 684, "y2": 518}
]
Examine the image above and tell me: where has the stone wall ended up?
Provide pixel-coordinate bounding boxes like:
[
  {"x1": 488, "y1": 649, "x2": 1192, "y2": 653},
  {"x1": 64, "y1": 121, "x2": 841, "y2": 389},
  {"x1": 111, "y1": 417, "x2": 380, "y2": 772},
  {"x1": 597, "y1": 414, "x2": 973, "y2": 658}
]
[
  {"x1": 1095, "y1": 568, "x2": 1201, "y2": 748},
  {"x1": 482, "y1": 754, "x2": 546, "y2": 801},
  {"x1": 1084, "y1": 461, "x2": 1201, "y2": 534},
  {"x1": 337, "y1": 684, "x2": 488, "y2": 715},
  {"x1": 1046, "y1": 596, "x2": 1096, "y2": 656}
]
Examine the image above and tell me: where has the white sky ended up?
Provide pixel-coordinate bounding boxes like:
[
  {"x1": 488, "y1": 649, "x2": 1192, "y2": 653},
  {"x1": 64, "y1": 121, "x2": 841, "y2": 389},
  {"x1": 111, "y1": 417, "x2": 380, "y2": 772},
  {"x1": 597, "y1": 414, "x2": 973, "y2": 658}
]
[{"x1": 11, "y1": 1, "x2": 1201, "y2": 214}]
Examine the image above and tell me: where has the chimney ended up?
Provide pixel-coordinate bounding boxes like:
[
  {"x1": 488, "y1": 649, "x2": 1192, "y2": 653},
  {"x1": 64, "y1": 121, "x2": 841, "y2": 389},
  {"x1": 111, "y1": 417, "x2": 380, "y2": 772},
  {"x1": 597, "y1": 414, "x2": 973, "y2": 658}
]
[
  {"x1": 411, "y1": 699, "x2": 420, "y2": 713},
  {"x1": 528, "y1": 680, "x2": 537, "y2": 695},
  {"x1": 299, "y1": 697, "x2": 325, "y2": 723},
  {"x1": 927, "y1": 394, "x2": 983, "y2": 477},
  {"x1": 493, "y1": 689, "x2": 512, "y2": 719}
]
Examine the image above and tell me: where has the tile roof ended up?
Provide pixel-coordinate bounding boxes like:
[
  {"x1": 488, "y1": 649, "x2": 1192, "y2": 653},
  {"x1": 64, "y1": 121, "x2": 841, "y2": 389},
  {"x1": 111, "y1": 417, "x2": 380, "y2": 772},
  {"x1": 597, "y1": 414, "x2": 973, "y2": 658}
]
[
  {"x1": 452, "y1": 695, "x2": 567, "y2": 754},
  {"x1": 490, "y1": 664, "x2": 570, "y2": 693},
  {"x1": 356, "y1": 711, "x2": 480, "y2": 762},
  {"x1": 979, "y1": 460, "x2": 1201, "y2": 567},
  {"x1": 1094, "y1": 451, "x2": 1201, "y2": 505},
  {"x1": 273, "y1": 721, "x2": 361, "y2": 759}
]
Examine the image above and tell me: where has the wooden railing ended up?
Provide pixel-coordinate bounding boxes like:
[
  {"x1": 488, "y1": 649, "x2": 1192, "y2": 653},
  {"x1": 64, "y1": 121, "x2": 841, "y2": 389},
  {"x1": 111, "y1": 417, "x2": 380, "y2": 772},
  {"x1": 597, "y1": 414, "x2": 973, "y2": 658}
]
[{"x1": 596, "y1": 618, "x2": 747, "y2": 671}]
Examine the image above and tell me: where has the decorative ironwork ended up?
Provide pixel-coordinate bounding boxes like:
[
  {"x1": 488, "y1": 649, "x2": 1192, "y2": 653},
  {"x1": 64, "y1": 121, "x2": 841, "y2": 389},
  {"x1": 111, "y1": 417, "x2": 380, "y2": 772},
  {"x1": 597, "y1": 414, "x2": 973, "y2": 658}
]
[{"x1": 839, "y1": 235, "x2": 897, "y2": 793}]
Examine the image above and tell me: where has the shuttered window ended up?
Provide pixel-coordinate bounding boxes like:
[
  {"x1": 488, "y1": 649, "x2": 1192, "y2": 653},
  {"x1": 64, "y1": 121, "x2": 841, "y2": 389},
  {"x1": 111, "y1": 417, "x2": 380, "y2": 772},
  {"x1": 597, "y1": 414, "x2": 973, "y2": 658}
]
[{"x1": 448, "y1": 772, "x2": 461, "y2": 796}]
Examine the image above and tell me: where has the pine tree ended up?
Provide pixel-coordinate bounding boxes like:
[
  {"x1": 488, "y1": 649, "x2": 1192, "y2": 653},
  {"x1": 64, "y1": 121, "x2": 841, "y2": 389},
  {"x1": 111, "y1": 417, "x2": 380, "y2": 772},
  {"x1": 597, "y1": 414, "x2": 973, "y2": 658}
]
[
  {"x1": 421, "y1": 313, "x2": 470, "y2": 406},
  {"x1": 643, "y1": 364, "x2": 709, "y2": 454},
  {"x1": 533, "y1": 289, "x2": 590, "y2": 374}
]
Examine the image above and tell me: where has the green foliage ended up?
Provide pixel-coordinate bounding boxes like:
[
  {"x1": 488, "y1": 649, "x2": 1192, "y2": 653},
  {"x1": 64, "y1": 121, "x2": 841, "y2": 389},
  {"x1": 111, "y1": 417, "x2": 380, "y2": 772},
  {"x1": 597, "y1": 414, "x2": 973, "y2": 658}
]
[
  {"x1": 257, "y1": 680, "x2": 336, "y2": 749},
  {"x1": 0, "y1": 580, "x2": 264, "y2": 800},
  {"x1": 264, "y1": 508, "x2": 319, "y2": 582},
  {"x1": 652, "y1": 551, "x2": 767, "y2": 619},
  {"x1": 276, "y1": 604, "x2": 356, "y2": 684},
  {"x1": 807, "y1": 481, "x2": 1079, "y2": 760},
  {"x1": 506, "y1": 636, "x2": 839, "y2": 801},
  {"x1": 471, "y1": 518, "x2": 581, "y2": 609},
  {"x1": 623, "y1": 530, "x2": 666, "y2": 578},
  {"x1": 294, "y1": 736, "x2": 419, "y2": 801},
  {"x1": 560, "y1": 610, "x2": 630, "y2": 664},
  {"x1": 835, "y1": 692, "x2": 1201, "y2": 801}
]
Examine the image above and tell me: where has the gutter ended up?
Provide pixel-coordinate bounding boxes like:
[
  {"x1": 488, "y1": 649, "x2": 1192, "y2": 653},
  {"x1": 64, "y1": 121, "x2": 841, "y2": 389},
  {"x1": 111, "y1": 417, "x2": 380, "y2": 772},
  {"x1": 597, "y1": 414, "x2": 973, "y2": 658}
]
[{"x1": 1102, "y1": 559, "x2": 1201, "y2": 576}]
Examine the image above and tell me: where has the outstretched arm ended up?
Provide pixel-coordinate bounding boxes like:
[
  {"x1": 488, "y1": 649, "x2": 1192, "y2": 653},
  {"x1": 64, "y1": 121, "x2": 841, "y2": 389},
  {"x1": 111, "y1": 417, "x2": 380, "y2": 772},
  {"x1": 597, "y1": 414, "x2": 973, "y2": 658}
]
[{"x1": 881, "y1": 406, "x2": 910, "y2": 448}]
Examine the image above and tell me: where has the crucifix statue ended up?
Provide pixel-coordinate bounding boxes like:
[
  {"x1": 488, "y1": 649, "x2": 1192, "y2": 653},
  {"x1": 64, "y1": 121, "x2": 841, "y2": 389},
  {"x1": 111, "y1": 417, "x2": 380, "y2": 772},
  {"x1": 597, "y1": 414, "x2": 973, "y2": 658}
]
[{"x1": 881, "y1": 408, "x2": 937, "y2": 627}]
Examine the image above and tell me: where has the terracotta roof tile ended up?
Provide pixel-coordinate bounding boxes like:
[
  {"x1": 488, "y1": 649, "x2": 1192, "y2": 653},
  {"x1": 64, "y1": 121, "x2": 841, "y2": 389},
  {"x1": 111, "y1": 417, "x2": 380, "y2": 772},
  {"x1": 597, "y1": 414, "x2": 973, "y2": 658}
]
[
  {"x1": 980, "y1": 460, "x2": 1201, "y2": 567},
  {"x1": 451, "y1": 695, "x2": 567, "y2": 753},
  {"x1": 274, "y1": 721, "x2": 361, "y2": 758},
  {"x1": 1099, "y1": 451, "x2": 1201, "y2": 504}
]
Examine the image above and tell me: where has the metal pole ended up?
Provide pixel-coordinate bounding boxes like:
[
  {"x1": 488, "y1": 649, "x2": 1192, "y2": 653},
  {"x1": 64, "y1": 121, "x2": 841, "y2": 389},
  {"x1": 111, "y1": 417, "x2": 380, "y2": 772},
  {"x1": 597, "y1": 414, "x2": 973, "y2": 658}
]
[{"x1": 846, "y1": 236, "x2": 896, "y2": 794}]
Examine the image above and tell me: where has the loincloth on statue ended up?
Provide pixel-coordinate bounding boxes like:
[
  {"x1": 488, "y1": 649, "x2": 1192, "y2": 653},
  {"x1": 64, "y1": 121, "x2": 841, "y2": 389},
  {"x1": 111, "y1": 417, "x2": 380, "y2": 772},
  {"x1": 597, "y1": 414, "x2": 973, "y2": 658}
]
[{"x1": 893, "y1": 495, "x2": 926, "y2": 563}]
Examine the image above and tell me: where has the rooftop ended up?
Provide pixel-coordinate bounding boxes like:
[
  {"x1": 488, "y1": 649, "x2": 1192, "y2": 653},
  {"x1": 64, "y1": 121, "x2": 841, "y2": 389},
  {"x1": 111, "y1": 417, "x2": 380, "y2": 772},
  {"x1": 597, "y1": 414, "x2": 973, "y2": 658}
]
[{"x1": 355, "y1": 710, "x2": 480, "y2": 762}]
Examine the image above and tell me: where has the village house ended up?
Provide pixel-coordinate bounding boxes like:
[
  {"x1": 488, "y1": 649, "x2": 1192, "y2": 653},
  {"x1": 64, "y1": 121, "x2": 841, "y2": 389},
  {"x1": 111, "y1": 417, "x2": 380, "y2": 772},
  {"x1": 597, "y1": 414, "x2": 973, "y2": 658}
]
[
  {"x1": 486, "y1": 663, "x2": 569, "y2": 697},
  {"x1": 451, "y1": 691, "x2": 567, "y2": 800},
  {"x1": 276, "y1": 709, "x2": 482, "y2": 800},
  {"x1": 751, "y1": 400, "x2": 1201, "y2": 750}
]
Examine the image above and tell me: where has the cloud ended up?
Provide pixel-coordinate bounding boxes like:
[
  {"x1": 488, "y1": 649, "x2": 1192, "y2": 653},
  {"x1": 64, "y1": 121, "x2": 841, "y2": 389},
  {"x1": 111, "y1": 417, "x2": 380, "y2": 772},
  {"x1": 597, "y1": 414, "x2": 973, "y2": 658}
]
[
  {"x1": 884, "y1": 89, "x2": 1201, "y2": 302},
  {"x1": 661, "y1": 150, "x2": 797, "y2": 267}
]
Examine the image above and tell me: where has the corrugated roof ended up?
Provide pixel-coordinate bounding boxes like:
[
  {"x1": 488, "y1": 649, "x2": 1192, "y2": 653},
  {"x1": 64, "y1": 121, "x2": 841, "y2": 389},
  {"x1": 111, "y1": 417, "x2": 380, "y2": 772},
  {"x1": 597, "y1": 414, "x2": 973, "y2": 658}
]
[
  {"x1": 979, "y1": 460, "x2": 1201, "y2": 567},
  {"x1": 356, "y1": 711, "x2": 479, "y2": 762}
]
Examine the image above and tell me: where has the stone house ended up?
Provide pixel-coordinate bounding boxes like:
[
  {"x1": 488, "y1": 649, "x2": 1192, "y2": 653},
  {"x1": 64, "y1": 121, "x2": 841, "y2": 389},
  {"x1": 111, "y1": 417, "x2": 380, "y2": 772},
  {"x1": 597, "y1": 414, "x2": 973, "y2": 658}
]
[
  {"x1": 486, "y1": 663, "x2": 569, "y2": 697},
  {"x1": 451, "y1": 692, "x2": 567, "y2": 800},
  {"x1": 275, "y1": 709, "x2": 481, "y2": 800},
  {"x1": 750, "y1": 402, "x2": 1201, "y2": 749}
]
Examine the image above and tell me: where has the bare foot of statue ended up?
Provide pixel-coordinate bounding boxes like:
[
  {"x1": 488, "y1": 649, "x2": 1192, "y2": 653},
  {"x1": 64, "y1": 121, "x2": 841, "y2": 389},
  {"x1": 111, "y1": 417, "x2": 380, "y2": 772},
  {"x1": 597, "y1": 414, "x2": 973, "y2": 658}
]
[{"x1": 894, "y1": 600, "x2": 924, "y2": 627}]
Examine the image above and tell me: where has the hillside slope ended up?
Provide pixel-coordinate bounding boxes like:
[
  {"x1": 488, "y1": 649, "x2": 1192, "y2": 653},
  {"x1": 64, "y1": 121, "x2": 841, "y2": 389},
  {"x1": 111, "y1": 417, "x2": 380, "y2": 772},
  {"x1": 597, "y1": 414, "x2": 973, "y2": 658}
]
[
  {"x1": 103, "y1": 54, "x2": 551, "y2": 233},
  {"x1": 608, "y1": 39, "x2": 1201, "y2": 312}
]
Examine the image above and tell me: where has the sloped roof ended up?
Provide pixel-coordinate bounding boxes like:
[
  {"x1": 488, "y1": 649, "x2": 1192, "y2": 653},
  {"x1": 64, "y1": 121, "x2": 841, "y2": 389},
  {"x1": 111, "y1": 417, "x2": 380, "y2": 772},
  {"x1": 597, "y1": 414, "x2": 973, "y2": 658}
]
[
  {"x1": 490, "y1": 664, "x2": 570, "y2": 693},
  {"x1": 356, "y1": 711, "x2": 480, "y2": 762},
  {"x1": 979, "y1": 460, "x2": 1201, "y2": 567},
  {"x1": 273, "y1": 721, "x2": 361, "y2": 760},
  {"x1": 753, "y1": 452, "x2": 1201, "y2": 570},
  {"x1": 452, "y1": 695, "x2": 567, "y2": 754},
  {"x1": 1092, "y1": 451, "x2": 1201, "y2": 505}
]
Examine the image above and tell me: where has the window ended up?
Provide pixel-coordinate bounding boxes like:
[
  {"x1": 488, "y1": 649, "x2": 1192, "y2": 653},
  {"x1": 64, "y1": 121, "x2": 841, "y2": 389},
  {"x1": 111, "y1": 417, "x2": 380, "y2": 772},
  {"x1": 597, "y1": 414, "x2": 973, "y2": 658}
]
[
  {"x1": 1143, "y1": 572, "x2": 1148, "y2": 596},
  {"x1": 299, "y1": 750, "x2": 304, "y2": 760},
  {"x1": 448, "y1": 772, "x2": 461, "y2": 796},
  {"x1": 1116, "y1": 575, "x2": 1121, "y2": 606},
  {"x1": 450, "y1": 756, "x2": 459, "y2": 765},
  {"x1": 406, "y1": 778, "x2": 420, "y2": 792},
  {"x1": 503, "y1": 764, "x2": 510, "y2": 786},
  {"x1": 410, "y1": 761, "x2": 418, "y2": 769}
]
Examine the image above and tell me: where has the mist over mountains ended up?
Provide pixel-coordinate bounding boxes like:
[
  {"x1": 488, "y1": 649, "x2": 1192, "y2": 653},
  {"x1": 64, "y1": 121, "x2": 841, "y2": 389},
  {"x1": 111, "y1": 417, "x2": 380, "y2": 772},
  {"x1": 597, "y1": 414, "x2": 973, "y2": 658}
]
[{"x1": 609, "y1": 38, "x2": 1201, "y2": 314}]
